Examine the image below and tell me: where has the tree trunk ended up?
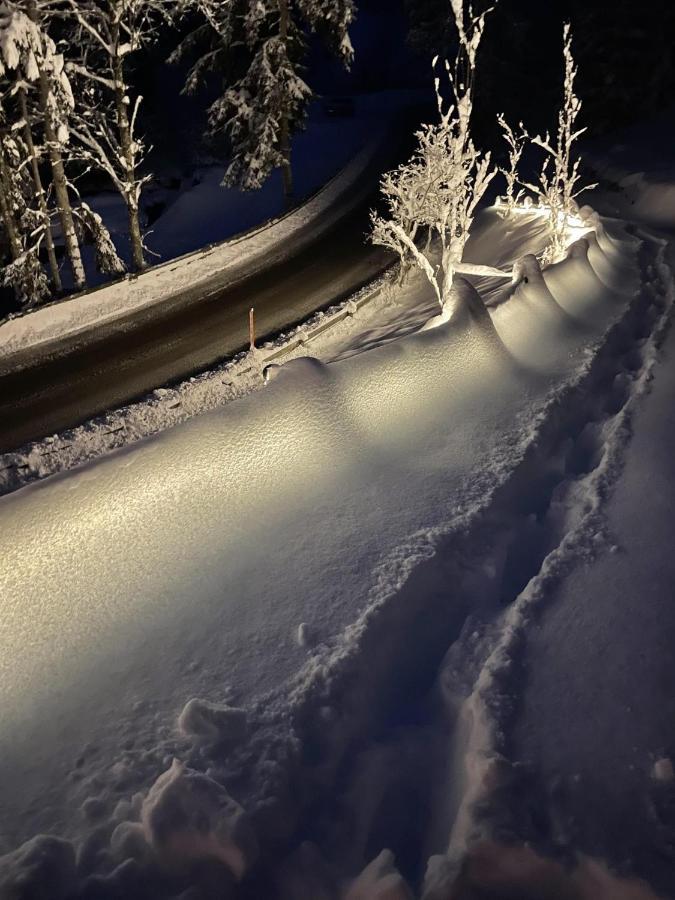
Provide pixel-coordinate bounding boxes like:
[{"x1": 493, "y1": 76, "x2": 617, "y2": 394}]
[
  {"x1": 126, "y1": 195, "x2": 145, "y2": 272},
  {"x1": 113, "y1": 51, "x2": 145, "y2": 272},
  {"x1": 0, "y1": 141, "x2": 22, "y2": 261},
  {"x1": 42, "y1": 100, "x2": 86, "y2": 291},
  {"x1": 18, "y1": 87, "x2": 62, "y2": 292},
  {"x1": 27, "y1": 0, "x2": 86, "y2": 291},
  {"x1": 277, "y1": 0, "x2": 294, "y2": 204}
]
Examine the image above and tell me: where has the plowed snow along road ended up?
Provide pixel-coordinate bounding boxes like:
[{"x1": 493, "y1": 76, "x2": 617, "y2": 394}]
[{"x1": 0, "y1": 200, "x2": 392, "y2": 454}]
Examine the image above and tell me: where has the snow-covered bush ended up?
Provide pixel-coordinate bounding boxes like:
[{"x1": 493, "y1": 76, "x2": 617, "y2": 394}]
[
  {"x1": 522, "y1": 24, "x2": 596, "y2": 263},
  {"x1": 371, "y1": 1, "x2": 507, "y2": 312}
]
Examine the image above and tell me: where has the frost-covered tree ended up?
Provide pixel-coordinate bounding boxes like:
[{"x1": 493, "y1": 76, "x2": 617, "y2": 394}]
[
  {"x1": 496, "y1": 113, "x2": 524, "y2": 214},
  {"x1": 520, "y1": 25, "x2": 596, "y2": 262},
  {"x1": 15, "y1": 81, "x2": 62, "y2": 290},
  {"x1": 371, "y1": 1, "x2": 506, "y2": 312},
  {"x1": 177, "y1": 0, "x2": 355, "y2": 202},
  {"x1": 65, "y1": 0, "x2": 178, "y2": 272},
  {"x1": 0, "y1": 0, "x2": 86, "y2": 291}
]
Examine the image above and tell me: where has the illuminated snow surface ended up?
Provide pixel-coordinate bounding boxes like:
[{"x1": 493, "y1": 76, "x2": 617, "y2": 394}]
[{"x1": 1, "y1": 209, "x2": 674, "y2": 899}]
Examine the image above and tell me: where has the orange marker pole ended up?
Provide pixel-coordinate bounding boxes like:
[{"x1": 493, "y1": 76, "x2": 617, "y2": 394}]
[{"x1": 249, "y1": 307, "x2": 256, "y2": 351}]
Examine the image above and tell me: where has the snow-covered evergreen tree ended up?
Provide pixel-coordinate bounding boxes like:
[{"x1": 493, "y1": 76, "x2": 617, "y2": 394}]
[
  {"x1": 177, "y1": 0, "x2": 355, "y2": 202},
  {"x1": 371, "y1": 1, "x2": 506, "y2": 312},
  {"x1": 65, "y1": 0, "x2": 178, "y2": 272}
]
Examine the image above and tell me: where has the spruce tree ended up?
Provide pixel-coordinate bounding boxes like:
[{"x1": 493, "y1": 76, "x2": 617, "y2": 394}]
[{"x1": 177, "y1": 0, "x2": 356, "y2": 203}]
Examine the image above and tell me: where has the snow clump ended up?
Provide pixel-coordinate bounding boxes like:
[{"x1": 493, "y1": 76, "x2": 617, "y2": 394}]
[{"x1": 140, "y1": 759, "x2": 258, "y2": 880}]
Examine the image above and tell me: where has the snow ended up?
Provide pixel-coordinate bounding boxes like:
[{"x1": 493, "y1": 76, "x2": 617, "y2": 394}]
[
  {"x1": 0, "y1": 834, "x2": 76, "y2": 900},
  {"x1": 178, "y1": 699, "x2": 248, "y2": 750},
  {"x1": 345, "y1": 850, "x2": 413, "y2": 900},
  {"x1": 585, "y1": 107, "x2": 675, "y2": 229},
  {"x1": 0, "y1": 198, "x2": 673, "y2": 899},
  {"x1": 140, "y1": 759, "x2": 258, "y2": 880}
]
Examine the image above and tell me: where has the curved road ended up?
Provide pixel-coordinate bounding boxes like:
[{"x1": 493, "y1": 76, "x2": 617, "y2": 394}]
[{"x1": 0, "y1": 153, "x2": 403, "y2": 453}]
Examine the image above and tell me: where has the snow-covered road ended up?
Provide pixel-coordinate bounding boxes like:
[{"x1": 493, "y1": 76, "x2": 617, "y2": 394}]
[{"x1": 1, "y1": 209, "x2": 672, "y2": 900}]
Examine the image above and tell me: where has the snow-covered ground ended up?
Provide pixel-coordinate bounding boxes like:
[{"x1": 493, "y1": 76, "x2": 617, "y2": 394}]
[{"x1": 2, "y1": 193, "x2": 674, "y2": 900}]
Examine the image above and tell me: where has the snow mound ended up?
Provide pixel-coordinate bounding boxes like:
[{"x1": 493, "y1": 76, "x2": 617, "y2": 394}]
[
  {"x1": 511, "y1": 253, "x2": 543, "y2": 286},
  {"x1": 178, "y1": 698, "x2": 248, "y2": 750},
  {"x1": 140, "y1": 760, "x2": 258, "y2": 880},
  {"x1": 263, "y1": 355, "x2": 329, "y2": 386},
  {"x1": 420, "y1": 277, "x2": 496, "y2": 338},
  {"x1": 0, "y1": 834, "x2": 76, "y2": 900}
]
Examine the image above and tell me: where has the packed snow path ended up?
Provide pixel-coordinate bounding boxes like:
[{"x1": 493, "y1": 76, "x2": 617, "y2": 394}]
[{"x1": 0, "y1": 209, "x2": 672, "y2": 900}]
